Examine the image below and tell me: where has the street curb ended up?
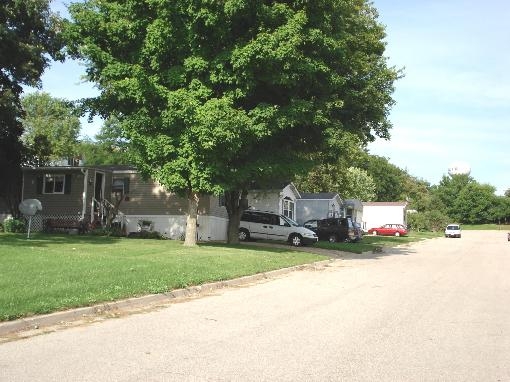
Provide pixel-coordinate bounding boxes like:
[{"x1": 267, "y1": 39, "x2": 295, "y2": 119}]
[{"x1": 0, "y1": 259, "x2": 334, "y2": 338}]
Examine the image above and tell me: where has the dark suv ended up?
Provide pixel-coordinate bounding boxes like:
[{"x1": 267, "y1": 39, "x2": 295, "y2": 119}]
[{"x1": 303, "y1": 217, "x2": 356, "y2": 243}]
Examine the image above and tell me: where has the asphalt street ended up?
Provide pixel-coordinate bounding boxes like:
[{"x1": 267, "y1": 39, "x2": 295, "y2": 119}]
[{"x1": 1, "y1": 230, "x2": 510, "y2": 381}]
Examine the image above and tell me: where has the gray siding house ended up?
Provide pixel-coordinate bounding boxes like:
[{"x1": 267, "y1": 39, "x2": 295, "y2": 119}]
[
  {"x1": 295, "y1": 193, "x2": 343, "y2": 224},
  {"x1": 246, "y1": 183, "x2": 362, "y2": 225},
  {"x1": 343, "y1": 199, "x2": 364, "y2": 224},
  {"x1": 246, "y1": 183, "x2": 300, "y2": 221}
]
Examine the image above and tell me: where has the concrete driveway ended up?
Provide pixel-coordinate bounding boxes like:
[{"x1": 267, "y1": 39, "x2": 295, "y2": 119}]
[{"x1": 1, "y1": 230, "x2": 510, "y2": 381}]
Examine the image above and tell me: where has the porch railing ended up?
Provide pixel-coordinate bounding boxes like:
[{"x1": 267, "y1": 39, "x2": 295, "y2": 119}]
[{"x1": 91, "y1": 197, "x2": 126, "y2": 230}]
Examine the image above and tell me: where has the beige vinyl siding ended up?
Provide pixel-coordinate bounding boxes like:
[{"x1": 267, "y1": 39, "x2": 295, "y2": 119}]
[{"x1": 114, "y1": 172, "x2": 215, "y2": 216}]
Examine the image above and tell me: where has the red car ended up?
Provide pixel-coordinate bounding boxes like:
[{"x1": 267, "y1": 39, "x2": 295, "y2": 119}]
[{"x1": 367, "y1": 224, "x2": 408, "y2": 237}]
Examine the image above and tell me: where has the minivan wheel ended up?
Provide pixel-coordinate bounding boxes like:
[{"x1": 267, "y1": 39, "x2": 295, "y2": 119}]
[
  {"x1": 328, "y1": 234, "x2": 338, "y2": 243},
  {"x1": 394, "y1": 232, "x2": 400, "y2": 237},
  {"x1": 372, "y1": 231, "x2": 378, "y2": 236},
  {"x1": 290, "y1": 234, "x2": 303, "y2": 247},
  {"x1": 239, "y1": 228, "x2": 250, "y2": 242}
]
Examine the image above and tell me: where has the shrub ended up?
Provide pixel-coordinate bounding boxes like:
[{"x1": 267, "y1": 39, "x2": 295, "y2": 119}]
[
  {"x1": 407, "y1": 210, "x2": 450, "y2": 232},
  {"x1": 128, "y1": 230, "x2": 164, "y2": 239},
  {"x1": 3, "y1": 217, "x2": 26, "y2": 233},
  {"x1": 87, "y1": 225, "x2": 125, "y2": 237}
]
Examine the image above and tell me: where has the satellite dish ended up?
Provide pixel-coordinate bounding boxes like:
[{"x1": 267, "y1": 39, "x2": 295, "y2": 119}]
[
  {"x1": 19, "y1": 199, "x2": 42, "y2": 216},
  {"x1": 18, "y1": 199, "x2": 42, "y2": 239}
]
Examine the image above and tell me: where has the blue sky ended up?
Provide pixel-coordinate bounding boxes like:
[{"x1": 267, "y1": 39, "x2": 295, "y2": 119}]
[
  {"x1": 30, "y1": 0, "x2": 509, "y2": 194},
  {"x1": 368, "y1": 0, "x2": 510, "y2": 194}
]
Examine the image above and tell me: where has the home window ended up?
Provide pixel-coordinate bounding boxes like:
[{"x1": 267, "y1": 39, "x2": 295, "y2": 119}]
[
  {"x1": 43, "y1": 174, "x2": 65, "y2": 194},
  {"x1": 112, "y1": 178, "x2": 125, "y2": 195},
  {"x1": 282, "y1": 198, "x2": 294, "y2": 220},
  {"x1": 111, "y1": 177, "x2": 130, "y2": 201}
]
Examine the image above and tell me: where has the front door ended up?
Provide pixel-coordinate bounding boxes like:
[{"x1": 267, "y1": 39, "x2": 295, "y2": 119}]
[{"x1": 94, "y1": 172, "x2": 104, "y2": 202}]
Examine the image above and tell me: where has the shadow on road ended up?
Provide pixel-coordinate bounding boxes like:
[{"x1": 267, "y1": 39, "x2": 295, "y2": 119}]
[
  {"x1": 340, "y1": 245, "x2": 418, "y2": 260},
  {"x1": 238, "y1": 240, "x2": 420, "y2": 261}
]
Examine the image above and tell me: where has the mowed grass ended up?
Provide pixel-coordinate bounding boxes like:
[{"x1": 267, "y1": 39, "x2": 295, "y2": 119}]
[
  {"x1": 0, "y1": 233, "x2": 326, "y2": 321},
  {"x1": 314, "y1": 231, "x2": 442, "y2": 253},
  {"x1": 461, "y1": 224, "x2": 510, "y2": 230}
]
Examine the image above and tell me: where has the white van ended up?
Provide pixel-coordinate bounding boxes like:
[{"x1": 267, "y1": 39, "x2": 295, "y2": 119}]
[
  {"x1": 444, "y1": 224, "x2": 461, "y2": 238},
  {"x1": 239, "y1": 210, "x2": 318, "y2": 246}
]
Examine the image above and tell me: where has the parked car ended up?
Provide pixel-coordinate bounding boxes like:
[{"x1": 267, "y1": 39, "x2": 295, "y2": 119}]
[
  {"x1": 303, "y1": 217, "x2": 356, "y2": 243},
  {"x1": 239, "y1": 210, "x2": 318, "y2": 246},
  {"x1": 367, "y1": 224, "x2": 408, "y2": 237},
  {"x1": 444, "y1": 224, "x2": 461, "y2": 238}
]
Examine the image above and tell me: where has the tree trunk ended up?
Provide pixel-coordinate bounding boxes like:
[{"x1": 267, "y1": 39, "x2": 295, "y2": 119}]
[
  {"x1": 184, "y1": 190, "x2": 199, "y2": 246},
  {"x1": 225, "y1": 189, "x2": 248, "y2": 244},
  {"x1": 3, "y1": 168, "x2": 22, "y2": 218}
]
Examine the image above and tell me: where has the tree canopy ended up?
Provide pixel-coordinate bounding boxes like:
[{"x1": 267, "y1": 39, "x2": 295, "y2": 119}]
[
  {"x1": 431, "y1": 174, "x2": 506, "y2": 224},
  {"x1": 78, "y1": 116, "x2": 131, "y2": 165},
  {"x1": 21, "y1": 92, "x2": 81, "y2": 165},
  {"x1": 66, "y1": 0, "x2": 399, "y2": 244},
  {"x1": 0, "y1": 0, "x2": 63, "y2": 215}
]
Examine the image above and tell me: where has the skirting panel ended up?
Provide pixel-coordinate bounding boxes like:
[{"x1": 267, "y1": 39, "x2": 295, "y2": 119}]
[{"x1": 124, "y1": 215, "x2": 228, "y2": 241}]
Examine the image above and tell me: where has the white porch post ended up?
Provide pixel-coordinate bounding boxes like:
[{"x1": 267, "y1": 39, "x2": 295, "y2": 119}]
[{"x1": 81, "y1": 168, "x2": 88, "y2": 220}]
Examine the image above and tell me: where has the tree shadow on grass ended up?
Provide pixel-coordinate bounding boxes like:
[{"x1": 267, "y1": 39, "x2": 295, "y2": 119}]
[
  {"x1": 200, "y1": 241, "x2": 306, "y2": 254},
  {"x1": 0, "y1": 232, "x2": 124, "y2": 248}
]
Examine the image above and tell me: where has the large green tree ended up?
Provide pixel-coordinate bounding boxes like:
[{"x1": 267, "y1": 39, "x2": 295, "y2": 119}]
[
  {"x1": 66, "y1": 0, "x2": 399, "y2": 245},
  {"x1": 358, "y1": 153, "x2": 407, "y2": 201},
  {"x1": 491, "y1": 196, "x2": 510, "y2": 225},
  {"x1": 342, "y1": 167, "x2": 376, "y2": 201},
  {"x1": 432, "y1": 174, "x2": 502, "y2": 224},
  {"x1": 400, "y1": 175, "x2": 432, "y2": 212},
  {"x1": 451, "y1": 182, "x2": 497, "y2": 224},
  {"x1": 78, "y1": 116, "x2": 130, "y2": 165},
  {"x1": 294, "y1": 131, "x2": 368, "y2": 196},
  {"x1": 431, "y1": 174, "x2": 471, "y2": 220},
  {"x1": 21, "y1": 92, "x2": 81, "y2": 165},
  {"x1": 0, "y1": 0, "x2": 62, "y2": 215}
]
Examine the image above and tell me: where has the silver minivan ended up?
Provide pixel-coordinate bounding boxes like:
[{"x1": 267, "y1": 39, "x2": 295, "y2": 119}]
[{"x1": 239, "y1": 210, "x2": 318, "y2": 246}]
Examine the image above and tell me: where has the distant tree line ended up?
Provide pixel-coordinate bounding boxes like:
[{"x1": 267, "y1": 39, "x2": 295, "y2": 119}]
[{"x1": 296, "y1": 148, "x2": 510, "y2": 229}]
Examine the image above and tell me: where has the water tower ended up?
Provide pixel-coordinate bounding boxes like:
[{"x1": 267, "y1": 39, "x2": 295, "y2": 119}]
[{"x1": 447, "y1": 161, "x2": 471, "y2": 176}]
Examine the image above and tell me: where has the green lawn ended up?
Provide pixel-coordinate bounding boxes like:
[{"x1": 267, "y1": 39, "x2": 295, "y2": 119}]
[
  {"x1": 314, "y1": 231, "x2": 442, "y2": 254},
  {"x1": 461, "y1": 224, "x2": 510, "y2": 230},
  {"x1": 0, "y1": 233, "x2": 326, "y2": 321}
]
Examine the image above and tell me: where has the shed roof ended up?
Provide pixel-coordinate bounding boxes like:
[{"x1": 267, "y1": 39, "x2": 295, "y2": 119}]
[
  {"x1": 300, "y1": 192, "x2": 338, "y2": 200},
  {"x1": 22, "y1": 165, "x2": 136, "y2": 172},
  {"x1": 362, "y1": 202, "x2": 408, "y2": 207}
]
